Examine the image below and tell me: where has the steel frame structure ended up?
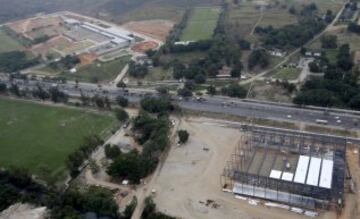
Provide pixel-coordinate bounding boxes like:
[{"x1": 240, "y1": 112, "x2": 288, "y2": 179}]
[{"x1": 221, "y1": 125, "x2": 346, "y2": 210}]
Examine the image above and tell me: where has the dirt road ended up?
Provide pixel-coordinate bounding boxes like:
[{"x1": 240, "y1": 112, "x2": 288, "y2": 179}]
[{"x1": 130, "y1": 116, "x2": 181, "y2": 219}]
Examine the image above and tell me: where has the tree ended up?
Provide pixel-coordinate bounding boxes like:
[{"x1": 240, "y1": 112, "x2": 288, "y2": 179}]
[
  {"x1": 128, "y1": 61, "x2": 148, "y2": 78},
  {"x1": 184, "y1": 80, "x2": 195, "y2": 90},
  {"x1": 221, "y1": 84, "x2": 247, "y2": 98},
  {"x1": 348, "y1": 22, "x2": 360, "y2": 33},
  {"x1": 207, "y1": 85, "x2": 216, "y2": 95},
  {"x1": 140, "y1": 97, "x2": 174, "y2": 113},
  {"x1": 0, "y1": 51, "x2": 39, "y2": 72},
  {"x1": 248, "y1": 49, "x2": 269, "y2": 70},
  {"x1": 105, "y1": 144, "x2": 121, "y2": 159},
  {"x1": 114, "y1": 108, "x2": 129, "y2": 122},
  {"x1": 93, "y1": 95, "x2": 105, "y2": 108},
  {"x1": 156, "y1": 86, "x2": 169, "y2": 95},
  {"x1": 117, "y1": 81, "x2": 127, "y2": 89},
  {"x1": 49, "y1": 87, "x2": 68, "y2": 103},
  {"x1": 308, "y1": 61, "x2": 322, "y2": 73},
  {"x1": 194, "y1": 73, "x2": 206, "y2": 84},
  {"x1": 177, "y1": 88, "x2": 193, "y2": 97},
  {"x1": 231, "y1": 62, "x2": 242, "y2": 77},
  {"x1": 238, "y1": 39, "x2": 251, "y2": 50},
  {"x1": 0, "y1": 82, "x2": 7, "y2": 93},
  {"x1": 289, "y1": 6, "x2": 296, "y2": 15},
  {"x1": 107, "y1": 151, "x2": 147, "y2": 183},
  {"x1": 337, "y1": 44, "x2": 353, "y2": 71},
  {"x1": 116, "y1": 95, "x2": 129, "y2": 107},
  {"x1": 178, "y1": 130, "x2": 189, "y2": 144},
  {"x1": 321, "y1": 35, "x2": 337, "y2": 49},
  {"x1": 142, "y1": 197, "x2": 156, "y2": 219},
  {"x1": 123, "y1": 197, "x2": 137, "y2": 219},
  {"x1": 9, "y1": 84, "x2": 21, "y2": 96},
  {"x1": 324, "y1": 10, "x2": 334, "y2": 23}
]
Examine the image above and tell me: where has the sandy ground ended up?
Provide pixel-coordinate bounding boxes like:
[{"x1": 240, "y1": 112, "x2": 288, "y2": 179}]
[
  {"x1": 152, "y1": 116, "x2": 339, "y2": 219},
  {"x1": 122, "y1": 20, "x2": 174, "y2": 42},
  {"x1": 79, "y1": 52, "x2": 98, "y2": 66},
  {"x1": 131, "y1": 41, "x2": 159, "y2": 53},
  {"x1": 0, "y1": 203, "x2": 46, "y2": 219}
]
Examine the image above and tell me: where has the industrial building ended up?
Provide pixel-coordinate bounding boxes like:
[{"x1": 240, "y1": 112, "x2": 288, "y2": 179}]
[
  {"x1": 222, "y1": 126, "x2": 346, "y2": 211},
  {"x1": 62, "y1": 17, "x2": 135, "y2": 55}
]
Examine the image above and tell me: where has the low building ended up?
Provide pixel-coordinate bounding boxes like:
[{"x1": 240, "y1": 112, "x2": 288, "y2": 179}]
[{"x1": 217, "y1": 66, "x2": 232, "y2": 78}]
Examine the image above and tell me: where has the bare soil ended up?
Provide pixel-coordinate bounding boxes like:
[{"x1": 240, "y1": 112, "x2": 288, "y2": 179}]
[
  {"x1": 122, "y1": 19, "x2": 174, "y2": 42},
  {"x1": 131, "y1": 41, "x2": 159, "y2": 53},
  {"x1": 79, "y1": 52, "x2": 98, "y2": 66},
  {"x1": 152, "y1": 116, "x2": 339, "y2": 219}
]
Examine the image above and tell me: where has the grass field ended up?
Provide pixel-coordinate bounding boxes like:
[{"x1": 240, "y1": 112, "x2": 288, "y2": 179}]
[
  {"x1": 144, "y1": 67, "x2": 173, "y2": 81},
  {"x1": 259, "y1": 8, "x2": 298, "y2": 28},
  {"x1": 0, "y1": 98, "x2": 116, "y2": 182},
  {"x1": 62, "y1": 55, "x2": 131, "y2": 83},
  {"x1": 227, "y1": 4, "x2": 261, "y2": 38},
  {"x1": 273, "y1": 68, "x2": 301, "y2": 80},
  {"x1": 0, "y1": 28, "x2": 24, "y2": 52},
  {"x1": 180, "y1": 7, "x2": 220, "y2": 41},
  {"x1": 310, "y1": 30, "x2": 360, "y2": 52},
  {"x1": 160, "y1": 51, "x2": 207, "y2": 63},
  {"x1": 291, "y1": 0, "x2": 344, "y2": 14}
]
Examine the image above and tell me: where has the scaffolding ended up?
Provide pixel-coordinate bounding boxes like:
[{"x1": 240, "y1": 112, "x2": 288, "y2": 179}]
[{"x1": 222, "y1": 125, "x2": 346, "y2": 210}]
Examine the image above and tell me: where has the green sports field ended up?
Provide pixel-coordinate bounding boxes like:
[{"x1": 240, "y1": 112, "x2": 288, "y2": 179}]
[
  {"x1": 180, "y1": 7, "x2": 220, "y2": 41},
  {"x1": 0, "y1": 28, "x2": 24, "y2": 52},
  {"x1": 0, "y1": 98, "x2": 116, "y2": 182},
  {"x1": 61, "y1": 55, "x2": 131, "y2": 83}
]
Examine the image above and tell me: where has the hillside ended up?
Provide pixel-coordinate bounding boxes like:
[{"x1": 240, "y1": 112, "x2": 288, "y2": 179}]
[{"x1": 0, "y1": 0, "x2": 222, "y2": 24}]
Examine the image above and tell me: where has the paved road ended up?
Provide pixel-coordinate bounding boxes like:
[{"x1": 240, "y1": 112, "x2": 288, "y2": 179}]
[{"x1": 5, "y1": 77, "x2": 360, "y2": 131}]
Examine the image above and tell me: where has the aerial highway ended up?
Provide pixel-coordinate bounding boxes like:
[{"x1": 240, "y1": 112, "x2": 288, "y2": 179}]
[{"x1": 5, "y1": 77, "x2": 360, "y2": 131}]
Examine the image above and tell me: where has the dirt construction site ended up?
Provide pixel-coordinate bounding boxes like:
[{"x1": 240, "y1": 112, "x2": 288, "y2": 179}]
[
  {"x1": 122, "y1": 19, "x2": 175, "y2": 42},
  {"x1": 151, "y1": 116, "x2": 360, "y2": 219}
]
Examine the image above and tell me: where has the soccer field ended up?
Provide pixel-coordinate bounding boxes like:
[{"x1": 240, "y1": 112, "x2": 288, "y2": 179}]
[
  {"x1": 180, "y1": 7, "x2": 220, "y2": 41},
  {"x1": 0, "y1": 98, "x2": 116, "y2": 182}
]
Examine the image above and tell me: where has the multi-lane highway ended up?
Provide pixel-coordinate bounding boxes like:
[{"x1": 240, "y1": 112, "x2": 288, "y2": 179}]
[{"x1": 5, "y1": 77, "x2": 360, "y2": 131}]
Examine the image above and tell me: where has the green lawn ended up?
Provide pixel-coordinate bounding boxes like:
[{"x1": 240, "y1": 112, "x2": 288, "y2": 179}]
[
  {"x1": 61, "y1": 55, "x2": 131, "y2": 83},
  {"x1": 0, "y1": 28, "x2": 24, "y2": 52},
  {"x1": 180, "y1": 7, "x2": 221, "y2": 41},
  {"x1": 0, "y1": 98, "x2": 115, "y2": 182},
  {"x1": 273, "y1": 68, "x2": 301, "y2": 80},
  {"x1": 160, "y1": 51, "x2": 207, "y2": 63},
  {"x1": 144, "y1": 67, "x2": 173, "y2": 81},
  {"x1": 325, "y1": 49, "x2": 338, "y2": 65}
]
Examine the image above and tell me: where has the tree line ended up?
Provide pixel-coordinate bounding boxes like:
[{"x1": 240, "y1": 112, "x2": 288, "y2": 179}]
[{"x1": 106, "y1": 97, "x2": 173, "y2": 184}]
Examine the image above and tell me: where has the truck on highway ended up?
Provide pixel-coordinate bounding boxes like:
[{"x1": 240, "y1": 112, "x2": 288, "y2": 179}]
[{"x1": 315, "y1": 119, "x2": 328, "y2": 125}]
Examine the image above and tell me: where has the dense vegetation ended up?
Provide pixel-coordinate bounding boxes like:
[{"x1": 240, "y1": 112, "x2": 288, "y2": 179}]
[
  {"x1": 294, "y1": 44, "x2": 360, "y2": 109},
  {"x1": 107, "y1": 97, "x2": 172, "y2": 184},
  {"x1": 128, "y1": 60, "x2": 149, "y2": 78},
  {"x1": 0, "y1": 169, "x2": 122, "y2": 219},
  {"x1": 142, "y1": 197, "x2": 176, "y2": 219},
  {"x1": 67, "y1": 135, "x2": 104, "y2": 177},
  {"x1": 155, "y1": 2, "x2": 243, "y2": 83},
  {"x1": 49, "y1": 55, "x2": 80, "y2": 70},
  {"x1": 0, "y1": 169, "x2": 48, "y2": 212},
  {"x1": 0, "y1": 51, "x2": 39, "y2": 72},
  {"x1": 256, "y1": 18, "x2": 326, "y2": 50}
]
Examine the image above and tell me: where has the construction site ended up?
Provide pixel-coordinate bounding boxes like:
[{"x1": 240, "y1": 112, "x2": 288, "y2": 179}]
[{"x1": 222, "y1": 125, "x2": 347, "y2": 212}]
